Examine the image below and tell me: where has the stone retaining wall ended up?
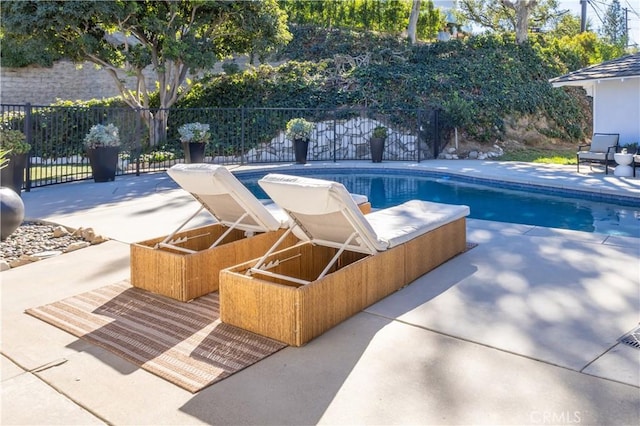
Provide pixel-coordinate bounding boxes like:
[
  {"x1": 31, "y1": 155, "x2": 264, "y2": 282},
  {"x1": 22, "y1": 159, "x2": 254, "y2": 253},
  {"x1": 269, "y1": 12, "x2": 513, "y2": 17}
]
[
  {"x1": 0, "y1": 60, "x2": 160, "y2": 105},
  {"x1": 249, "y1": 117, "x2": 428, "y2": 162},
  {"x1": 1, "y1": 57, "x2": 250, "y2": 105}
]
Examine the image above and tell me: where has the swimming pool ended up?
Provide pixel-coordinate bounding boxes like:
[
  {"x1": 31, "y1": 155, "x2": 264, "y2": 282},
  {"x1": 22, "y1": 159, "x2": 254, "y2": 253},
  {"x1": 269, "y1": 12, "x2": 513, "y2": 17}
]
[{"x1": 238, "y1": 169, "x2": 640, "y2": 238}]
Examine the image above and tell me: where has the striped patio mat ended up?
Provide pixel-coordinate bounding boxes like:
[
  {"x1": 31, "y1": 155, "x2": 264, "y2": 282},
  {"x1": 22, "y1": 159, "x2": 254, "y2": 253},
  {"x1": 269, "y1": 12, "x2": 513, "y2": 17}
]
[{"x1": 26, "y1": 280, "x2": 286, "y2": 393}]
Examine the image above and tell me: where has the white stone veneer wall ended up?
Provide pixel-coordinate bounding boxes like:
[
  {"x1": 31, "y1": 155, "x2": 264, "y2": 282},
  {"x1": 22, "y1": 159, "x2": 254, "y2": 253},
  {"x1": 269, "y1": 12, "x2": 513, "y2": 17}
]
[{"x1": 246, "y1": 117, "x2": 427, "y2": 162}]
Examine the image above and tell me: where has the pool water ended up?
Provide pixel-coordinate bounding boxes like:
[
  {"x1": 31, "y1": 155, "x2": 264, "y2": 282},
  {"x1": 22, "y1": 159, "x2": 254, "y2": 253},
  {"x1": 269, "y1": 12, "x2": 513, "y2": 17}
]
[{"x1": 240, "y1": 170, "x2": 640, "y2": 238}]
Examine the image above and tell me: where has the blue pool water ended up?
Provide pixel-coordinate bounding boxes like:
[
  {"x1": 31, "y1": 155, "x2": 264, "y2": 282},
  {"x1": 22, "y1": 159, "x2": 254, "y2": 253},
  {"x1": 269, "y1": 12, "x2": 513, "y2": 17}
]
[{"x1": 239, "y1": 170, "x2": 640, "y2": 238}]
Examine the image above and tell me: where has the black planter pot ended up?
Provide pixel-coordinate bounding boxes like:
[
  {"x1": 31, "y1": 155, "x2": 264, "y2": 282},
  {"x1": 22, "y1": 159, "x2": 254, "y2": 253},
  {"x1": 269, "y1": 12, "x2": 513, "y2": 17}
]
[
  {"x1": 183, "y1": 142, "x2": 206, "y2": 163},
  {"x1": 1, "y1": 186, "x2": 25, "y2": 240},
  {"x1": 370, "y1": 137, "x2": 386, "y2": 163},
  {"x1": 87, "y1": 147, "x2": 119, "y2": 182},
  {"x1": 294, "y1": 139, "x2": 309, "y2": 164},
  {"x1": 0, "y1": 153, "x2": 27, "y2": 196}
]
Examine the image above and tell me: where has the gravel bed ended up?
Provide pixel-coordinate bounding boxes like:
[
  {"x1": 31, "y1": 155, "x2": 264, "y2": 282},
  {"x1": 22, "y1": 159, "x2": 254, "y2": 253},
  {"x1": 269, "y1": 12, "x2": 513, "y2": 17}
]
[{"x1": 0, "y1": 222, "x2": 92, "y2": 267}]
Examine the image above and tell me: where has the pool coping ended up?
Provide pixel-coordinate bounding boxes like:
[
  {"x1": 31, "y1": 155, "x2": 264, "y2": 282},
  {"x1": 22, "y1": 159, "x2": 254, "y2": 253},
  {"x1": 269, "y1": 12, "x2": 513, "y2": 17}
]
[{"x1": 230, "y1": 160, "x2": 640, "y2": 207}]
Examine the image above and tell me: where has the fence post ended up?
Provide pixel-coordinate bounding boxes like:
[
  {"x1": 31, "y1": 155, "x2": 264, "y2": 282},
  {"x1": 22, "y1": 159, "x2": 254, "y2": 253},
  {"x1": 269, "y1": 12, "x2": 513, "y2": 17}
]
[
  {"x1": 23, "y1": 103, "x2": 32, "y2": 192},
  {"x1": 135, "y1": 108, "x2": 141, "y2": 176},
  {"x1": 416, "y1": 109, "x2": 422, "y2": 163},
  {"x1": 433, "y1": 108, "x2": 440, "y2": 159},
  {"x1": 240, "y1": 107, "x2": 246, "y2": 165},
  {"x1": 331, "y1": 110, "x2": 338, "y2": 163}
]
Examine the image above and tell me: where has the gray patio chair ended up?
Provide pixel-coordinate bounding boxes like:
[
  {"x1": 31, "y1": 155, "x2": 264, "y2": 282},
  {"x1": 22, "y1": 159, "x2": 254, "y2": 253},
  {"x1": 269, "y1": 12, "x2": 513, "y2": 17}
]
[{"x1": 577, "y1": 133, "x2": 619, "y2": 174}]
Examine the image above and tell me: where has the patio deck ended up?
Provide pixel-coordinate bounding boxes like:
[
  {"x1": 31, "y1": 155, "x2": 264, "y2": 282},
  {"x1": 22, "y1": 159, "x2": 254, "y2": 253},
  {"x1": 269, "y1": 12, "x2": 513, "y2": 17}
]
[{"x1": 2, "y1": 160, "x2": 639, "y2": 425}]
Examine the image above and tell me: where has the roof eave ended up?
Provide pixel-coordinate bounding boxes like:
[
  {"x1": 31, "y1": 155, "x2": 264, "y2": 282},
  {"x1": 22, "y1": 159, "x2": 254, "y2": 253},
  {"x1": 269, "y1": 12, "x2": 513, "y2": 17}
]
[{"x1": 550, "y1": 74, "x2": 640, "y2": 88}]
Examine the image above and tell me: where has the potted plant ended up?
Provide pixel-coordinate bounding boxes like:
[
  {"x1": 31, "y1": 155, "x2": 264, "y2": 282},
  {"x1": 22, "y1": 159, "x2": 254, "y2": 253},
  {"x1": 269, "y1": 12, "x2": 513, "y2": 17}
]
[
  {"x1": 0, "y1": 129, "x2": 31, "y2": 195},
  {"x1": 84, "y1": 123, "x2": 121, "y2": 182},
  {"x1": 178, "y1": 122, "x2": 210, "y2": 163},
  {"x1": 369, "y1": 125, "x2": 388, "y2": 163},
  {"x1": 620, "y1": 142, "x2": 638, "y2": 155},
  {"x1": 0, "y1": 148, "x2": 25, "y2": 240},
  {"x1": 286, "y1": 118, "x2": 314, "y2": 164}
]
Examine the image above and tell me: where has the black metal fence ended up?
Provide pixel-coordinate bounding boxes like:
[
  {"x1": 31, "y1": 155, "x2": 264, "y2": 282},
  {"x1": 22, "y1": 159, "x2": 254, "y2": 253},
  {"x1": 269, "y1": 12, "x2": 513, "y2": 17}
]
[{"x1": 1, "y1": 104, "x2": 444, "y2": 191}]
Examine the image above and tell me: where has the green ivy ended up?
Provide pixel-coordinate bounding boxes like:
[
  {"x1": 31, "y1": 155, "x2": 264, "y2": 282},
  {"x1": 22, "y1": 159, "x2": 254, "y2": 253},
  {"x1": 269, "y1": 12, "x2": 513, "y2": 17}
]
[{"x1": 23, "y1": 29, "x2": 593, "y2": 151}]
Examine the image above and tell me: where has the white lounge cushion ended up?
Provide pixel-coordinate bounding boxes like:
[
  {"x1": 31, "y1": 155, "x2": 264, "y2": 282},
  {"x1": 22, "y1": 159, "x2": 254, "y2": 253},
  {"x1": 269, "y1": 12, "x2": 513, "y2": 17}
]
[
  {"x1": 351, "y1": 193, "x2": 369, "y2": 205},
  {"x1": 258, "y1": 173, "x2": 470, "y2": 253},
  {"x1": 577, "y1": 151, "x2": 614, "y2": 161},
  {"x1": 167, "y1": 164, "x2": 286, "y2": 232},
  {"x1": 366, "y1": 200, "x2": 470, "y2": 248}
]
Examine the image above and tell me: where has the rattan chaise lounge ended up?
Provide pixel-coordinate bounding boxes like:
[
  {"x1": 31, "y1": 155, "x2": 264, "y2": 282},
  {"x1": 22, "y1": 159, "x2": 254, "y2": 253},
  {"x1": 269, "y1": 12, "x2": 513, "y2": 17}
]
[
  {"x1": 220, "y1": 173, "x2": 470, "y2": 346},
  {"x1": 130, "y1": 165, "x2": 368, "y2": 301},
  {"x1": 129, "y1": 164, "x2": 299, "y2": 301}
]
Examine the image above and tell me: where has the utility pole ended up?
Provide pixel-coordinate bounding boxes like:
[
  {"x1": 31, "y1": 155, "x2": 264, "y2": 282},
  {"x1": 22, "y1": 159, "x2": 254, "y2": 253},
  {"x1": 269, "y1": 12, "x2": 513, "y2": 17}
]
[
  {"x1": 580, "y1": 0, "x2": 588, "y2": 32},
  {"x1": 624, "y1": 7, "x2": 629, "y2": 47}
]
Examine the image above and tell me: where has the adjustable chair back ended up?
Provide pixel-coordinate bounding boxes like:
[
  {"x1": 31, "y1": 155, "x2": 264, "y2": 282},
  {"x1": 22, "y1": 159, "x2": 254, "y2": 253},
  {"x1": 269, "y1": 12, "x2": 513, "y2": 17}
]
[
  {"x1": 257, "y1": 173, "x2": 386, "y2": 254},
  {"x1": 167, "y1": 164, "x2": 287, "y2": 235}
]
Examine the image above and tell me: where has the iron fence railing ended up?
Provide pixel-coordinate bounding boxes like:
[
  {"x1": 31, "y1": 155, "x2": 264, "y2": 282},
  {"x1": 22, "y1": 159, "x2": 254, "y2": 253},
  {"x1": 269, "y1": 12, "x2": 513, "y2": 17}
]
[{"x1": 1, "y1": 104, "x2": 444, "y2": 191}]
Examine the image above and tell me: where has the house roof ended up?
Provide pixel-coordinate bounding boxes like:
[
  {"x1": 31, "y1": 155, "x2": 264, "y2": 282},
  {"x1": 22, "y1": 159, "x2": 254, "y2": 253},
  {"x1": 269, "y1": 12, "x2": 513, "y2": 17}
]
[{"x1": 549, "y1": 52, "x2": 640, "y2": 88}]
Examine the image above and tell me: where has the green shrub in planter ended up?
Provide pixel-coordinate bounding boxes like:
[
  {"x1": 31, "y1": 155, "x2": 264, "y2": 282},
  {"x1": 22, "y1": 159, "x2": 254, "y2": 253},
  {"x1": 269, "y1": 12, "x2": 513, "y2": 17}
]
[
  {"x1": 285, "y1": 118, "x2": 314, "y2": 140},
  {"x1": 0, "y1": 129, "x2": 31, "y2": 154},
  {"x1": 372, "y1": 126, "x2": 388, "y2": 139},
  {"x1": 84, "y1": 123, "x2": 121, "y2": 149},
  {"x1": 621, "y1": 142, "x2": 638, "y2": 154}
]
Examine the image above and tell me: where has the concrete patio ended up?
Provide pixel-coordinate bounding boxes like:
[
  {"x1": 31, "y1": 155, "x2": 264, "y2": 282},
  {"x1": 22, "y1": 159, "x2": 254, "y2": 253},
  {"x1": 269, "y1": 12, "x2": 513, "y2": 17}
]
[{"x1": 2, "y1": 160, "x2": 639, "y2": 425}]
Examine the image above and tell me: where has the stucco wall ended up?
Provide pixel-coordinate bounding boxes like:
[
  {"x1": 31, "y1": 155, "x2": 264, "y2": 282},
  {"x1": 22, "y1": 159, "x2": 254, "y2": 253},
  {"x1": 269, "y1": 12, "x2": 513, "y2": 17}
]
[{"x1": 593, "y1": 78, "x2": 640, "y2": 145}]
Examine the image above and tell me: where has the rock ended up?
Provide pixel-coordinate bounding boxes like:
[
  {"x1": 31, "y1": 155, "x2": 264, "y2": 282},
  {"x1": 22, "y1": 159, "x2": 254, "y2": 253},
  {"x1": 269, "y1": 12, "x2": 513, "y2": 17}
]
[
  {"x1": 81, "y1": 228, "x2": 96, "y2": 241},
  {"x1": 89, "y1": 235, "x2": 109, "y2": 245},
  {"x1": 9, "y1": 255, "x2": 38, "y2": 268},
  {"x1": 0, "y1": 260, "x2": 10, "y2": 271},
  {"x1": 53, "y1": 226, "x2": 70, "y2": 237},
  {"x1": 32, "y1": 250, "x2": 63, "y2": 259},
  {"x1": 64, "y1": 241, "x2": 91, "y2": 252},
  {"x1": 468, "y1": 151, "x2": 479, "y2": 159}
]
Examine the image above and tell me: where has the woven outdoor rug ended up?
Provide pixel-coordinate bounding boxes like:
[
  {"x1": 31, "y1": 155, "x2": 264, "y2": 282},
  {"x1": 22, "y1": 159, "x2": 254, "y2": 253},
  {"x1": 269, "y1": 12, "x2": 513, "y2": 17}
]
[{"x1": 26, "y1": 280, "x2": 286, "y2": 393}]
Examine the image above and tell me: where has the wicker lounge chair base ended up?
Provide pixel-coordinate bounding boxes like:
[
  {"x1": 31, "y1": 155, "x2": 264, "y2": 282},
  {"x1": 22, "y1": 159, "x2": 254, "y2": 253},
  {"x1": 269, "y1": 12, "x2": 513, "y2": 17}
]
[
  {"x1": 219, "y1": 173, "x2": 468, "y2": 346},
  {"x1": 220, "y1": 217, "x2": 466, "y2": 346},
  {"x1": 131, "y1": 224, "x2": 298, "y2": 302}
]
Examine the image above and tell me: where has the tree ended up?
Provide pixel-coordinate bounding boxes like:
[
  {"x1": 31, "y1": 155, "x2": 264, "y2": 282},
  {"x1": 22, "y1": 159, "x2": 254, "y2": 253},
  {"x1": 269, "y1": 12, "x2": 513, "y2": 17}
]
[
  {"x1": 502, "y1": 0, "x2": 538, "y2": 44},
  {"x1": 459, "y1": 0, "x2": 561, "y2": 44},
  {"x1": 407, "y1": 0, "x2": 421, "y2": 44},
  {"x1": 600, "y1": 0, "x2": 627, "y2": 46},
  {"x1": 279, "y1": 0, "x2": 441, "y2": 40},
  {"x1": 546, "y1": 11, "x2": 585, "y2": 39},
  {"x1": 1, "y1": 0, "x2": 291, "y2": 147}
]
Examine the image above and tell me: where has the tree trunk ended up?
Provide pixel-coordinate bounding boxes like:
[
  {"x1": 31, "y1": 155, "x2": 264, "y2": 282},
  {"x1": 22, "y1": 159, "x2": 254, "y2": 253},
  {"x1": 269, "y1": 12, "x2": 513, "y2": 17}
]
[
  {"x1": 502, "y1": 0, "x2": 537, "y2": 45},
  {"x1": 137, "y1": 109, "x2": 169, "y2": 147},
  {"x1": 407, "y1": 0, "x2": 420, "y2": 44},
  {"x1": 151, "y1": 110, "x2": 169, "y2": 147}
]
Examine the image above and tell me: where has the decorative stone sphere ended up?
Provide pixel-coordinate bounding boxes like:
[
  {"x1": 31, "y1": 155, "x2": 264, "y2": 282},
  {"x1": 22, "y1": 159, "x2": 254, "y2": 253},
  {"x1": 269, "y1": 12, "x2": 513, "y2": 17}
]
[{"x1": 1, "y1": 186, "x2": 25, "y2": 240}]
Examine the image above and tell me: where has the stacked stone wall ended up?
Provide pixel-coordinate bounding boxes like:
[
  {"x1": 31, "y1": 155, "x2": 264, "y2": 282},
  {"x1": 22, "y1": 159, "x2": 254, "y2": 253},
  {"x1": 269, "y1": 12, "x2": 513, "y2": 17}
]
[
  {"x1": 1, "y1": 60, "x2": 157, "y2": 105},
  {"x1": 1, "y1": 57, "x2": 252, "y2": 106}
]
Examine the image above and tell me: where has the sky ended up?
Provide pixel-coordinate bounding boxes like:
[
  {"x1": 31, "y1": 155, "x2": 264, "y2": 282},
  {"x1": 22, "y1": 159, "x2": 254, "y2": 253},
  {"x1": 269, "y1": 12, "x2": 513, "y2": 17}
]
[{"x1": 433, "y1": 0, "x2": 640, "y2": 47}]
